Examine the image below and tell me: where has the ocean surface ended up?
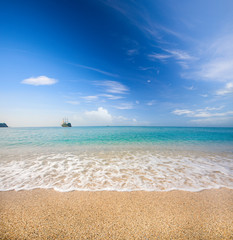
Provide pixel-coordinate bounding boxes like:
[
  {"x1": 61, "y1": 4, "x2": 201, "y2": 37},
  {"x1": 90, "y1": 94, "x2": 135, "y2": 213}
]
[{"x1": 0, "y1": 127, "x2": 233, "y2": 192}]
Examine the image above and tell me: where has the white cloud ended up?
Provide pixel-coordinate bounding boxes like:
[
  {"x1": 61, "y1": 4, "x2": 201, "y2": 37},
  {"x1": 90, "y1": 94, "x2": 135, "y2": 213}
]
[
  {"x1": 172, "y1": 107, "x2": 233, "y2": 118},
  {"x1": 84, "y1": 107, "x2": 112, "y2": 123},
  {"x1": 172, "y1": 109, "x2": 194, "y2": 116},
  {"x1": 163, "y1": 49, "x2": 194, "y2": 60},
  {"x1": 198, "y1": 60, "x2": 233, "y2": 81},
  {"x1": 81, "y1": 94, "x2": 125, "y2": 102},
  {"x1": 193, "y1": 35, "x2": 233, "y2": 82},
  {"x1": 95, "y1": 81, "x2": 129, "y2": 94},
  {"x1": 114, "y1": 102, "x2": 134, "y2": 110},
  {"x1": 146, "y1": 100, "x2": 156, "y2": 106},
  {"x1": 138, "y1": 66, "x2": 154, "y2": 71},
  {"x1": 191, "y1": 117, "x2": 233, "y2": 126},
  {"x1": 66, "y1": 101, "x2": 80, "y2": 105},
  {"x1": 21, "y1": 76, "x2": 57, "y2": 86},
  {"x1": 73, "y1": 107, "x2": 138, "y2": 126},
  {"x1": 81, "y1": 94, "x2": 124, "y2": 101},
  {"x1": 177, "y1": 61, "x2": 190, "y2": 69},
  {"x1": 149, "y1": 49, "x2": 195, "y2": 69},
  {"x1": 114, "y1": 115, "x2": 129, "y2": 121},
  {"x1": 194, "y1": 111, "x2": 233, "y2": 118},
  {"x1": 197, "y1": 106, "x2": 224, "y2": 111},
  {"x1": 200, "y1": 94, "x2": 208, "y2": 98},
  {"x1": 112, "y1": 116, "x2": 138, "y2": 125},
  {"x1": 148, "y1": 53, "x2": 170, "y2": 60},
  {"x1": 185, "y1": 85, "x2": 194, "y2": 90},
  {"x1": 216, "y1": 82, "x2": 233, "y2": 95},
  {"x1": 81, "y1": 95, "x2": 99, "y2": 101},
  {"x1": 127, "y1": 49, "x2": 139, "y2": 56},
  {"x1": 99, "y1": 94, "x2": 124, "y2": 100}
]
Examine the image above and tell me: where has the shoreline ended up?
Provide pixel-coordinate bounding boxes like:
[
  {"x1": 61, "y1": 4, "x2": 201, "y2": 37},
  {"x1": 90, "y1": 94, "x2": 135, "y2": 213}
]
[
  {"x1": 1, "y1": 188, "x2": 233, "y2": 239},
  {"x1": 1, "y1": 186, "x2": 233, "y2": 192}
]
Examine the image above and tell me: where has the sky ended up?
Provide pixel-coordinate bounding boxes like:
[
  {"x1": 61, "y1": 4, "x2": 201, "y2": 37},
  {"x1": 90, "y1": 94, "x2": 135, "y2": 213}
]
[{"x1": 0, "y1": 0, "x2": 233, "y2": 127}]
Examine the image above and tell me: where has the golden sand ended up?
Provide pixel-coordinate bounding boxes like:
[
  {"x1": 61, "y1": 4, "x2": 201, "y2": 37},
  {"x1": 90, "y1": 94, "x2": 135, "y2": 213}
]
[{"x1": 1, "y1": 188, "x2": 233, "y2": 239}]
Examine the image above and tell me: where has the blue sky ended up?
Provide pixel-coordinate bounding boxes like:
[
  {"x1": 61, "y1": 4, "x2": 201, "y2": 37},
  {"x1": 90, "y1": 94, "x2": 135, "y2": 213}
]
[{"x1": 1, "y1": 0, "x2": 233, "y2": 127}]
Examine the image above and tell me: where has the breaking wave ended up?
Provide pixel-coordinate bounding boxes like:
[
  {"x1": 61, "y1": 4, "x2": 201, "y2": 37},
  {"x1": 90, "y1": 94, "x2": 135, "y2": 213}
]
[{"x1": 1, "y1": 149, "x2": 232, "y2": 192}]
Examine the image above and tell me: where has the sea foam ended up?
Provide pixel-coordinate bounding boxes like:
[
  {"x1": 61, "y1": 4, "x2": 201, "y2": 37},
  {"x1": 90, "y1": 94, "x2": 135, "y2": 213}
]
[
  {"x1": 1, "y1": 127, "x2": 233, "y2": 192},
  {"x1": 1, "y1": 149, "x2": 232, "y2": 192}
]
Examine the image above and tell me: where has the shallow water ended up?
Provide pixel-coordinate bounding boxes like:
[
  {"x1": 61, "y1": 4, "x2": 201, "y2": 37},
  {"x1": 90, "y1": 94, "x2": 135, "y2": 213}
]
[{"x1": 0, "y1": 127, "x2": 233, "y2": 191}]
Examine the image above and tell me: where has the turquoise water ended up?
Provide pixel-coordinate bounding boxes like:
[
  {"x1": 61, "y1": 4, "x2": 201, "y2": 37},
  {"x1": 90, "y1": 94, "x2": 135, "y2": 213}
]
[
  {"x1": 1, "y1": 126, "x2": 233, "y2": 149},
  {"x1": 0, "y1": 127, "x2": 233, "y2": 191}
]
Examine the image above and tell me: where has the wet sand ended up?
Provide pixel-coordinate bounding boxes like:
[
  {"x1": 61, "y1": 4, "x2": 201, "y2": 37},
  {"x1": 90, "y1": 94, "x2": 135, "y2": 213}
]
[{"x1": 1, "y1": 188, "x2": 233, "y2": 239}]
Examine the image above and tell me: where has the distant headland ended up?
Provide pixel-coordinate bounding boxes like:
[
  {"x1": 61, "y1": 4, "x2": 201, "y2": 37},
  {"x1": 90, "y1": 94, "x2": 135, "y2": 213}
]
[{"x1": 0, "y1": 123, "x2": 8, "y2": 127}]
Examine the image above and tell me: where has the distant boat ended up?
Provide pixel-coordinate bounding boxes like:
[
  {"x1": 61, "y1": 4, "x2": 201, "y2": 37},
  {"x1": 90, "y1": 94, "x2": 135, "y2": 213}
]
[
  {"x1": 61, "y1": 118, "x2": 72, "y2": 127},
  {"x1": 0, "y1": 123, "x2": 8, "y2": 127}
]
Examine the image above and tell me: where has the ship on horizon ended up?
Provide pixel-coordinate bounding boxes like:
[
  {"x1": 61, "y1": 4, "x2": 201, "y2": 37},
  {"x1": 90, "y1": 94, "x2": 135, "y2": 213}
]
[{"x1": 61, "y1": 118, "x2": 72, "y2": 127}]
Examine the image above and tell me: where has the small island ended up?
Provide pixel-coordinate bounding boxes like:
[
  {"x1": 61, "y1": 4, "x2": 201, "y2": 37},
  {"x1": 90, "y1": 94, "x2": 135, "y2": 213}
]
[{"x1": 0, "y1": 123, "x2": 8, "y2": 127}]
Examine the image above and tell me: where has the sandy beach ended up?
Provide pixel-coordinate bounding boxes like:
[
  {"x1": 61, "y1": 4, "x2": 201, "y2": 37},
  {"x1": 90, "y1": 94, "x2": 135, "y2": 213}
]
[{"x1": 0, "y1": 188, "x2": 232, "y2": 239}]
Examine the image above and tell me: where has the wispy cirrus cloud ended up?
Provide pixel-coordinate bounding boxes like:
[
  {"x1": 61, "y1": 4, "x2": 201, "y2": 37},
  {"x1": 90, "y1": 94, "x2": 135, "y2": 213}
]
[
  {"x1": 101, "y1": 0, "x2": 197, "y2": 73},
  {"x1": 127, "y1": 49, "x2": 139, "y2": 56},
  {"x1": 216, "y1": 82, "x2": 233, "y2": 95},
  {"x1": 184, "y1": 35, "x2": 233, "y2": 82},
  {"x1": 146, "y1": 100, "x2": 156, "y2": 106},
  {"x1": 149, "y1": 24, "x2": 186, "y2": 41},
  {"x1": 79, "y1": 90, "x2": 126, "y2": 104},
  {"x1": 100, "y1": 0, "x2": 188, "y2": 44},
  {"x1": 99, "y1": 94, "x2": 124, "y2": 100},
  {"x1": 148, "y1": 53, "x2": 171, "y2": 61},
  {"x1": 190, "y1": 117, "x2": 233, "y2": 126},
  {"x1": 163, "y1": 49, "x2": 195, "y2": 60},
  {"x1": 21, "y1": 76, "x2": 57, "y2": 86},
  {"x1": 172, "y1": 106, "x2": 233, "y2": 118},
  {"x1": 197, "y1": 60, "x2": 233, "y2": 82},
  {"x1": 81, "y1": 94, "x2": 124, "y2": 102},
  {"x1": 66, "y1": 101, "x2": 80, "y2": 105},
  {"x1": 138, "y1": 66, "x2": 154, "y2": 71},
  {"x1": 184, "y1": 85, "x2": 195, "y2": 90},
  {"x1": 68, "y1": 62, "x2": 119, "y2": 78},
  {"x1": 81, "y1": 95, "x2": 99, "y2": 101},
  {"x1": 172, "y1": 109, "x2": 194, "y2": 116},
  {"x1": 94, "y1": 80, "x2": 129, "y2": 94},
  {"x1": 148, "y1": 48, "x2": 196, "y2": 68},
  {"x1": 193, "y1": 111, "x2": 233, "y2": 118},
  {"x1": 114, "y1": 102, "x2": 134, "y2": 110},
  {"x1": 200, "y1": 94, "x2": 208, "y2": 98}
]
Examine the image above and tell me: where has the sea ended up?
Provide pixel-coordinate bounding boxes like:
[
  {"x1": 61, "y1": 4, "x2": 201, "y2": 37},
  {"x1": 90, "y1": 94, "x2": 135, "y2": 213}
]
[{"x1": 0, "y1": 127, "x2": 233, "y2": 192}]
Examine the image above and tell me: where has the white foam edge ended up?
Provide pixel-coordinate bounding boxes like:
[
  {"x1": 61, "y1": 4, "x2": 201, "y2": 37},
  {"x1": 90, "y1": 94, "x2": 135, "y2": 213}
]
[{"x1": 1, "y1": 185, "x2": 232, "y2": 193}]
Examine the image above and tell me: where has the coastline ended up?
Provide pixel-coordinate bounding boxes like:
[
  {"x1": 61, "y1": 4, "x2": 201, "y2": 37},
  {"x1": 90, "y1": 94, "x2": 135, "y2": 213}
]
[{"x1": 1, "y1": 188, "x2": 233, "y2": 239}]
